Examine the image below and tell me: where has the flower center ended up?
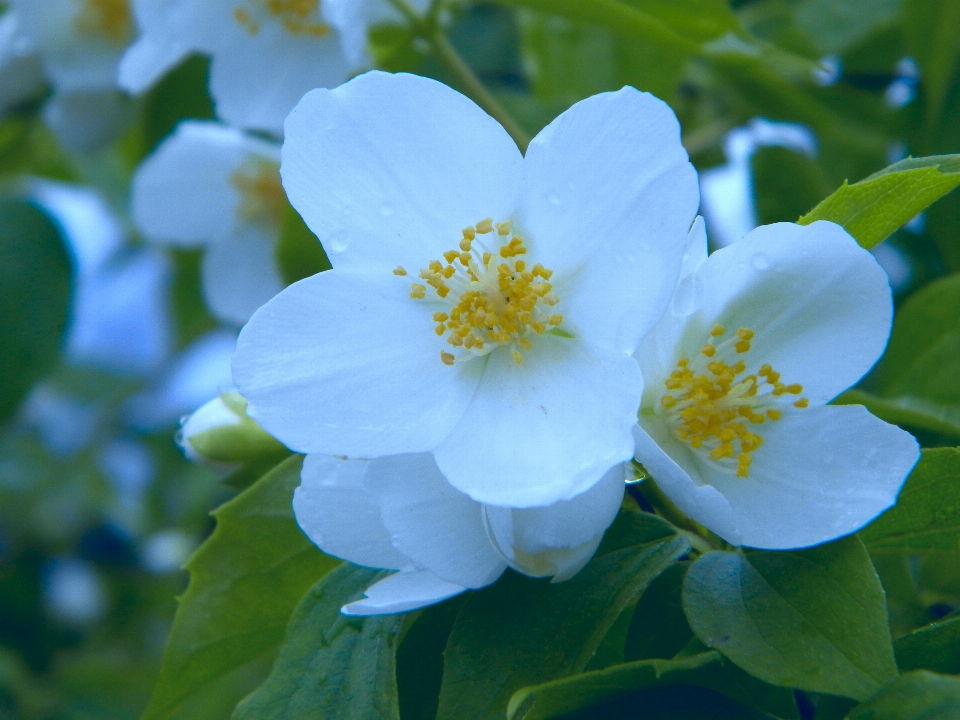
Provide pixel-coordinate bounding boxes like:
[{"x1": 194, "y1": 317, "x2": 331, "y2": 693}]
[
  {"x1": 230, "y1": 158, "x2": 285, "y2": 231},
  {"x1": 395, "y1": 218, "x2": 563, "y2": 367},
  {"x1": 233, "y1": 0, "x2": 331, "y2": 37},
  {"x1": 659, "y1": 324, "x2": 808, "y2": 478},
  {"x1": 74, "y1": 0, "x2": 132, "y2": 42}
]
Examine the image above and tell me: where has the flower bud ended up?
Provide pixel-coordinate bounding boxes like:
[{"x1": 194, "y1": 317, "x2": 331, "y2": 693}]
[{"x1": 178, "y1": 391, "x2": 286, "y2": 466}]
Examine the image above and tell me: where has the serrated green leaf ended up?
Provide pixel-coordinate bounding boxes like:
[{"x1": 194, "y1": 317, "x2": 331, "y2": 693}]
[
  {"x1": 232, "y1": 564, "x2": 400, "y2": 720},
  {"x1": 142, "y1": 455, "x2": 338, "y2": 720},
  {"x1": 894, "y1": 616, "x2": 960, "y2": 675},
  {"x1": 860, "y1": 448, "x2": 960, "y2": 552},
  {"x1": 682, "y1": 537, "x2": 898, "y2": 701},
  {"x1": 0, "y1": 200, "x2": 72, "y2": 425},
  {"x1": 798, "y1": 156, "x2": 960, "y2": 249},
  {"x1": 847, "y1": 670, "x2": 960, "y2": 720},
  {"x1": 436, "y1": 510, "x2": 689, "y2": 720},
  {"x1": 508, "y1": 650, "x2": 798, "y2": 720},
  {"x1": 275, "y1": 201, "x2": 331, "y2": 285},
  {"x1": 832, "y1": 390, "x2": 960, "y2": 441}
]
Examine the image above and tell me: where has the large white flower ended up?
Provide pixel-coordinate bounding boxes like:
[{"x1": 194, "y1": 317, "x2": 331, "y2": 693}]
[
  {"x1": 633, "y1": 220, "x2": 920, "y2": 549},
  {"x1": 233, "y1": 71, "x2": 699, "y2": 508},
  {"x1": 119, "y1": 0, "x2": 425, "y2": 135},
  {"x1": 131, "y1": 120, "x2": 284, "y2": 325},
  {"x1": 293, "y1": 453, "x2": 627, "y2": 615}
]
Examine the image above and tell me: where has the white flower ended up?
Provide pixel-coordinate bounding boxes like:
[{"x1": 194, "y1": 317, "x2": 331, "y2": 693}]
[
  {"x1": 131, "y1": 120, "x2": 285, "y2": 325},
  {"x1": 293, "y1": 453, "x2": 627, "y2": 615},
  {"x1": 0, "y1": 13, "x2": 46, "y2": 114},
  {"x1": 118, "y1": 0, "x2": 425, "y2": 135},
  {"x1": 233, "y1": 71, "x2": 699, "y2": 508},
  {"x1": 633, "y1": 220, "x2": 920, "y2": 549}
]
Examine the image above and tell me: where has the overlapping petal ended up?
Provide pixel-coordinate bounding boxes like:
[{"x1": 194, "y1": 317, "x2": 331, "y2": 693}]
[
  {"x1": 202, "y1": 231, "x2": 283, "y2": 325},
  {"x1": 341, "y1": 570, "x2": 466, "y2": 617}
]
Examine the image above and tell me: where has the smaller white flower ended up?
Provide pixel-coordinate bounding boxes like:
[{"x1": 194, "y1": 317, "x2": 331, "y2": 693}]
[
  {"x1": 0, "y1": 13, "x2": 47, "y2": 114},
  {"x1": 179, "y1": 392, "x2": 243, "y2": 462},
  {"x1": 119, "y1": 0, "x2": 426, "y2": 135},
  {"x1": 293, "y1": 453, "x2": 627, "y2": 615},
  {"x1": 633, "y1": 220, "x2": 920, "y2": 549},
  {"x1": 132, "y1": 120, "x2": 285, "y2": 325}
]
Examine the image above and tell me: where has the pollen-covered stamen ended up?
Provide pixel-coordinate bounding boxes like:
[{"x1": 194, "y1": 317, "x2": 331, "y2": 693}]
[
  {"x1": 408, "y1": 218, "x2": 562, "y2": 366},
  {"x1": 660, "y1": 324, "x2": 808, "y2": 478},
  {"x1": 74, "y1": 0, "x2": 132, "y2": 42},
  {"x1": 230, "y1": 157, "x2": 285, "y2": 231},
  {"x1": 233, "y1": 0, "x2": 331, "y2": 37}
]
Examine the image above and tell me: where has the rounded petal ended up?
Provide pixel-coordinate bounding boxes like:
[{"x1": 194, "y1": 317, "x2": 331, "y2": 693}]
[
  {"x1": 118, "y1": 34, "x2": 190, "y2": 95},
  {"x1": 233, "y1": 269, "x2": 482, "y2": 456},
  {"x1": 518, "y1": 87, "x2": 698, "y2": 352},
  {"x1": 434, "y1": 338, "x2": 642, "y2": 507},
  {"x1": 341, "y1": 570, "x2": 466, "y2": 616},
  {"x1": 281, "y1": 71, "x2": 523, "y2": 272},
  {"x1": 201, "y1": 231, "x2": 283, "y2": 326},
  {"x1": 633, "y1": 422, "x2": 741, "y2": 545},
  {"x1": 132, "y1": 121, "x2": 280, "y2": 246},
  {"x1": 711, "y1": 405, "x2": 919, "y2": 549},
  {"x1": 482, "y1": 461, "x2": 626, "y2": 580},
  {"x1": 683, "y1": 221, "x2": 893, "y2": 404},
  {"x1": 210, "y1": 28, "x2": 352, "y2": 137},
  {"x1": 293, "y1": 454, "x2": 407, "y2": 570},
  {"x1": 364, "y1": 453, "x2": 506, "y2": 588},
  {"x1": 43, "y1": 89, "x2": 136, "y2": 154}
]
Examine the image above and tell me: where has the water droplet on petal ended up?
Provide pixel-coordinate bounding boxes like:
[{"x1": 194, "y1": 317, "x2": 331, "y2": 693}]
[
  {"x1": 671, "y1": 275, "x2": 704, "y2": 316},
  {"x1": 751, "y1": 253, "x2": 770, "y2": 270}
]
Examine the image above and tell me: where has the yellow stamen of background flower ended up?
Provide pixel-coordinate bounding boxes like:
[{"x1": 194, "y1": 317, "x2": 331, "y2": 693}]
[
  {"x1": 233, "y1": 0, "x2": 331, "y2": 37},
  {"x1": 74, "y1": 0, "x2": 132, "y2": 42},
  {"x1": 230, "y1": 157, "x2": 285, "y2": 230}
]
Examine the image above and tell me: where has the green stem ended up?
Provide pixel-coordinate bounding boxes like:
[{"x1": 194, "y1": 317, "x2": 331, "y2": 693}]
[{"x1": 634, "y1": 476, "x2": 723, "y2": 553}]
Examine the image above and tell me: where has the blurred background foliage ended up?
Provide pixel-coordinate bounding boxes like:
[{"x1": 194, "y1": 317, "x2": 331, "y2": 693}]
[{"x1": 1, "y1": 0, "x2": 960, "y2": 717}]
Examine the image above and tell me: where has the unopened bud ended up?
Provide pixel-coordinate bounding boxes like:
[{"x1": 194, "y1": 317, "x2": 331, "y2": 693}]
[{"x1": 178, "y1": 391, "x2": 286, "y2": 465}]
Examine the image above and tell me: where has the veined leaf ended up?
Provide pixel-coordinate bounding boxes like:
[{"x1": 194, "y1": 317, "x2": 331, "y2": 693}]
[
  {"x1": 847, "y1": 671, "x2": 960, "y2": 720},
  {"x1": 832, "y1": 390, "x2": 960, "y2": 441},
  {"x1": 142, "y1": 456, "x2": 338, "y2": 720},
  {"x1": 894, "y1": 615, "x2": 960, "y2": 675}
]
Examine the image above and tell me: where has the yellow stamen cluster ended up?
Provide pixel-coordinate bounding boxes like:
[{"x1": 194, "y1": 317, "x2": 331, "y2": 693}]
[
  {"x1": 74, "y1": 0, "x2": 132, "y2": 42},
  {"x1": 233, "y1": 0, "x2": 330, "y2": 37},
  {"x1": 660, "y1": 324, "x2": 808, "y2": 478},
  {"x1": 230, "y1": 158, "x2": 285, "y2": 230},
  {"x1": 404, "y1": 218, "x2": 562, "y2": 366}
]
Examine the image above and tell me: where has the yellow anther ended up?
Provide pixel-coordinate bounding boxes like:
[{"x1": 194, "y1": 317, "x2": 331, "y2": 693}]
[
  {"x1": 661, "y1": 395, "x2": 677, "y2": 408},
  {"x1": 766, "y1": 409, "x2": 782, "y2": 421},
  {"x1": 483, "y1": 252, "x2": 492, "y2": 265},
  {"x1": 736, "y1": 328, "x2": 754, "y2": 341},
  {"x1": 513, "y1": 350, "x2": 523, "y2": 364},
  {"x1": 458, "y1": 253, "x2": 471, "y2": 266},
  {"x1": 548, "y1": 314, "x2": 563, "y2": 326},
  {"x1": 773, "y1": 383, "x2": 787, "y2": 396},
  {"x1": 393, "y1": 266, "x2": 407, "y2": 276},
  {"x1": 794, "y1": 398, "x2": 809, "y2": 408},
  {"x1": 428, "y1": 260, "x2": 443, "y2": 273},
  {"x1": 437, "y1": 286, "x2": 450, "y2": 299},
  {"x1": 459, "y1": 238, "x2": 472, "y2": 252},
  {"x1": 496, "y1": 221, "x2": 512, "y2": 235},
  {"x1": 735, "y1": 340, "x2": 751, "y2": 353},
  {"x1": 543, "y1": 294, "x2": 559, "y2": 306},
  {"x1": 443, "y1": 266, "x2": 456, "y2": 279},
  {"x1": 710, "y1": 324, "x2": 726, "y2": 337},
  {"x1": 476, "y1": 218, "x2": 494, "y2": 234},
  {"x1": 443, "y1": 250, "x2": 459, "y2": 263},
  {"x1": 441, "y1": 352, "x2": 455, "y2": 366},
  {"x1": 532, "y1": 322, "x2": 546, "y2": 333},
  {"x1": 462, "y1": 226, "x2": 476, "y2": 241},
  {"x1": 519, "y1": 337, "x2": 533, "y2": 350},
  {"x1": 515, "y1": 260, "x2": 526, "y2": 272},
  {"x1": 736, "y1": 453, "x2": 752, "y2": 478},
  {"x1": 435, "y1": 324, "x2": 445, "y2": 336},
  {"x1": 786, "y1": 384, "x2": 803, "y2": 395},
  {"x1": 701, "y1": 344, "x2": 716, "y2": 358},
  {"x1": 433, "y1": 312, "x2": 448, "y2": 322},
  {"x1": 410, "y1": 284, "x2": 426, "y2": 299}
]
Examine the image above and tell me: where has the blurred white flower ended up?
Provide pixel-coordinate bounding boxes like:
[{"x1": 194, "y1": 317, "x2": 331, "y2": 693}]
[
  {"x1": 633, "y1": 220, "x2": 920, "y2": 549},
  {"x1": 132, "y1": 121, "x2": 284, "y2": 325},
  {"x1": 0, "y1": 13, "x2": 46, "y2": 113},
  {"x1": 293, "y1": 453, "x2": 626, "y2": 615},
  {"x1": 234, "y1": 71, "x2": 699, "y2": 509}
]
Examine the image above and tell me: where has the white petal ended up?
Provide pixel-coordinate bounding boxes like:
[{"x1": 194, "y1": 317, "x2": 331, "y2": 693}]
[
  {"x1": 712, "y1": 405, "x2": 919, "y2": 549},
  {"x1": 132, "y1": 121, "x2": 280, "y2": 246},
  {"x1": 201, "y1": 231, "x2": 283, "y2": 326},
  {"x1": 434, "y1": 338, "x2": 642, "y2": 507},
  {"x1": 281, "y1": 71, "x2": 523, "y2": 272},
  {"x1": 633, "y1": 422, "x2": 741, "y2": 545},
  {"x1": 210, "y1": 28, "x2": 353, "y2": 136},
  {"x1": 683, "y1": 221, "x2": 893, "y2": 404},
  {"x1": 681, "y1": 215, "x2": 708, "y2": 279},
  {"x1": 341, "y1": 569, "x2": 466, "y2": 616},
  {"x1": 42, "y1": 89, "x2": 136, "y2": 154},
  {"x1": 293, "y1": 454, "x2": 407, "y2": 570},
  {"x1": 233, "y1": 269, "x2": 481, "y2": 456},
  {"x1": 364, "y1": 453, "x2": 506, "y2": 588},
  {"x1": 518, "y1": 87, "x2": 698, "y2": 353},
  {"x1": 118, "y1": 34, "x2": 189, "y2": 95}
]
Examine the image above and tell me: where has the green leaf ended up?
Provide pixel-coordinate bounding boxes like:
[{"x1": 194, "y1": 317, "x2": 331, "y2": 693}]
[
  {"x1": 436, "y1": 510, "x2": 689, "y2": 720},
  {"x1": 752, "y1": 146, "x2": 832, "y2": 225},
  {"x1": 624, "y1": 562, "x2": 694, "y2": 662},
  {"x1": 832, "y1": 390, "x2": 960, "y2": 441},
  {"x1": 791, "y1": 0, "x2": 903, "y2": 55},
  {"x1": 847, "y1": 670, "x2": 960, "y2": 720},
  {"x1": 682, "y1": 536, "x2": 898, "y2": 701},
  {"x1": 508, "y1": 651, "x2": 798, "y2": 720},
  {"x1": 873, "y1": 273, "x2": 960, "y2": 403},
  {"x1": 904, "y1": 0, "x2": 960, "y2": 142},
  {"x1": 143, "y1": 455, "x2": 338, "y2": 720},
  {"x1": 141, "y1": 55, "x2": 215, "y2": 156},
  {"x1": 860, "y1": 448, "x2": 960, "y2": 552},
  {"x1": 232, "y1": 564, "x2": 401, "y2": 720},
  {"x1": 894, "y1": 616, "x2": 960, "y2": 674},
  {"x1": 798, "y1": 155, "x2": 960, "y2": 249},
  {"x1": 0, "y1": 200, "x2": 72, "y2": 425},
  {"x1": 275, "y1": 201, "x2": 331, "y2": 285}
]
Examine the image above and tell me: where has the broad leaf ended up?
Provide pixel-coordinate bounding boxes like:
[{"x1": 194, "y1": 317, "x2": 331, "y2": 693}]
[
  {"x1": 847, "y1": 670, "x2": 960, "y2": 720},
  {"x1": 832, "y1": 390, "x2": 960, "y2": 441},
  {"x1": 0, "y1": 200, "x2": 72, "y2": 424},
  {"x1": 436, "y1": 510, "x2": 689, "y2": 720},
  {"x1": 507, "y1": 650, "x2": 798, "y2": 720},
  {"x1": 232, "y1": 565, "x2": 400, "y2": 720},
  {"x1": 624, "y1": 562, "x2": 694, "y2": 662},
  {"x1": 682, "y1": 537, "x2": 897, "y2": 701},
  {"x1": 275, "y1": 201, "x2": 331, "y2": 285},
  {"x1": 860, "y1": 448, "x2": 960, "y2": 552},
  {"x1": 894, "y1": 616, "x2": 960, "y2": 675},
  {"x1": 905, "y1": 0, "x2": 960, "y2": 138},
  {"x1": 799, "y1": 155, "x2": 960, "y2": 249},
  {"x1": 143, "y1": 456, "x2": 338, "y2": 720}
]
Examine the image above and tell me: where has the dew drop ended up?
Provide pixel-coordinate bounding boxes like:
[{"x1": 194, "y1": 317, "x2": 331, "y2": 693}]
[
  {"x1": 671, "y1": 275, "x2": 704, "y2": 316},
  {"x1": 751, "y1": 253, "x2": 770, "y2": 270}
]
